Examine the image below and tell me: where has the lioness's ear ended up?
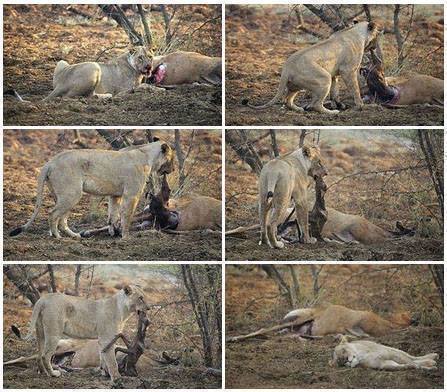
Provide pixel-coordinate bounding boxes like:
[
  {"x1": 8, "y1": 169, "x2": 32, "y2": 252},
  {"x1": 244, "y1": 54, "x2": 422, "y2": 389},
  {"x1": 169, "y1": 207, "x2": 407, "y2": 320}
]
[
  {"x1": 124, "y1": 285, "x2": 132, "y2": 295},
  {"x1": 302, "y1": 145, "x2": 311, "y2": 158},
  {"x1": 368, "y1": 21, "x2": 377, "y2": 31},
  {"x1": 161, "y1": 143, "x2": 169, "y2": 154}
]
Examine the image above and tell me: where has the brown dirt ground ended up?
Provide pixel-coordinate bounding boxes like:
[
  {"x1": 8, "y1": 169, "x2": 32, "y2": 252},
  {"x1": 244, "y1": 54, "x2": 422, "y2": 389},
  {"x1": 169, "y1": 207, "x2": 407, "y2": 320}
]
[
  {"x1": 3, "y1": 265, "x2": 222, "y2": 389},
  {"x1": 225, "y1": 5, "x2": 444, "y2": 126},
  {"x1": 225, "y1": 265, "x2": 444, "y2": 389},
  {"x1": 225, "y1": 130, "x2": 443, "y2": 261},
  {"x1": 3, "y1": 5, "x2": 222, "y2": 126},
  {"x1": 3, "y1": 130, "x2": 222, "y2": 261}
]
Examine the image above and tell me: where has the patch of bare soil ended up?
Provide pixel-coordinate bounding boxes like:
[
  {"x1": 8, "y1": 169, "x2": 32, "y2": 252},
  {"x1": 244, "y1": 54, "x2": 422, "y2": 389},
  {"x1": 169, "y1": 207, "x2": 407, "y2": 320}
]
[
  {"x1": 225, "y1": 235, "x2": 442, "y2": 261},
  {"x1": 225, "y1": 5, "x2": 444, "y2": 126},
  {"x1": 225, "y1": 266, "x2": 444, "y2": 389},
  {"x1": 3, "y1": 130, "x2": 222, "y2": 261},
  {"x1": 3, "y1": 5, "x2": 222, "y2": 126}
]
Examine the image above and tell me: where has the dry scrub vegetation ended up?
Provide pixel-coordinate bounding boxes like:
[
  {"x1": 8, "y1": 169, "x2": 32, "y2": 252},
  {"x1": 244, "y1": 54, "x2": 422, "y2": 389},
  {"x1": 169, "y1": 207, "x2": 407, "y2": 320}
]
[
  {"x1": 3, "y1": 130, "x2": 222, "y2": 261},
  {"x1": 226, "y1": 264, "x2": 443, "y2": 389},
  {"x1": 225, "y1": 130, "x2": 443, "y2": 261}
]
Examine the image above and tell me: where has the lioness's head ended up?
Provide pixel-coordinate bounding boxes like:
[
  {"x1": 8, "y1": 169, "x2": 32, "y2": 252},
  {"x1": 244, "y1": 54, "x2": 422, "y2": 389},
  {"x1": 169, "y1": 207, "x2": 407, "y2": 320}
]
[
  {"x1": 128, "y1": 46, "x2": 154, "y2": 75},
  {"x1": 330, "y1": 345, "x2": 350, "y2": 367},
  {"x1": 122, "y1": 284, "x2": 149, "y2": 312},
  {"x1": 364, "y1": 21, "x2": 381, "y2": 50},
  {"x1": 302, "y1": 145, "x2": 328, "y2": 179},
  {"x1": 154, "y1": 142, "x2": 175, "y2": 175}
]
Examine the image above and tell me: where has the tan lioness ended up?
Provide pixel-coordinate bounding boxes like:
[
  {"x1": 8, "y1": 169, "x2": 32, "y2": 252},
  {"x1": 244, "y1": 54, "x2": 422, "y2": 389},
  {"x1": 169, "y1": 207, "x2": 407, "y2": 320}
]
[
  {"x1": 227, "y1": 304, "x2": 412, "y2": 343},
  {"x1": 148, "y1": 51, "x2": 222, "y2": 86},
  {"x1": 43, "y1": 46, "x2": 153, "y2": 100},
  {"x1": 259, "y1": 145, "x2": 327, "y2": 249},
  {"x1": 360, "y1": 63, "x2": 443, "y2": 106},
  {"x1": 331, "y1": 337, "x2": 438, "y2": 370},
  {"x1": 244, "y1": 21, "x2": 380, "y2": 114},
  {"x1": 9, "y1": 141, "x2": 175, "y2": 239},
  {"x1": 321, "y1": 207, "x2": 404, "y2": 245},
  {"x1": 22, "y1": 285, "x2": 148, "y2": 383},
  {"x1": 148, "y1": 193, "x2": 222, "y2": 231},
  {"x1": 283, "y1": 304, "x2": 412, "y2": 337}
]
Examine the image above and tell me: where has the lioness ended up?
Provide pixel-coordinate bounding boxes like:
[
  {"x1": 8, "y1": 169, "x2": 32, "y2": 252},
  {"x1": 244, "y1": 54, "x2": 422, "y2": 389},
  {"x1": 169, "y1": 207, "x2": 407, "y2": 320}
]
[
  {"x1": 259, "y1": 145, "x2": 327, "y2": 249},
  {"x1": 148, "y1": 51, "x2": 222, "y2": 86},
  {"x1": 244, "y1": 21, "x2": 380, "y2": 114},
  {"x1": 43, "y1": 46, "x2": 153, "y2": 100},
  {"x1": 147, "y1": 193, "x2": 222, "y2": 231},
  {"x1": 321, "y1": 207, "x2": 412, "y2": 244},
  {"x1": 23, "y1": 285, "x2": 148, "y2": 383},
  {"x1": 331, "y1": 337, "x2": 438, "y2": 371},
  {"x1": 360, "y1": 63, "x2": 444, "y2": 106},
  {"x1": 283, "y1": 304, "x2": 412, "y2": 337},
  {"x1": 9, "y1": 141, "x2": 175, "y2": 239}
]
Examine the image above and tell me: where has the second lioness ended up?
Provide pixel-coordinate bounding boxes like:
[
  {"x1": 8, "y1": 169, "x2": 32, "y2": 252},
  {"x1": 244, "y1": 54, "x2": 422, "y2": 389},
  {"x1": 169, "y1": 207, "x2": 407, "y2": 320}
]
[
  {"x1": 9, "y1": 141, "x2": 175, "y2": 239},
  {"x1": 244, "y1": 21, "x2": 380, "y2": 114},
  {"x1": 259, "y1": 145, "x2": 327, "y2": 249}
]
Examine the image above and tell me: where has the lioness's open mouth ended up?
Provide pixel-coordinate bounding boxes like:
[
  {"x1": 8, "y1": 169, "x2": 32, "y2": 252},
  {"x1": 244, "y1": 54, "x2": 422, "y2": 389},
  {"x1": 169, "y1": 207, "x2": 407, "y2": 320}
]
[{"x1": 148, "y1": 64, "x2": 167, "y2": 84}]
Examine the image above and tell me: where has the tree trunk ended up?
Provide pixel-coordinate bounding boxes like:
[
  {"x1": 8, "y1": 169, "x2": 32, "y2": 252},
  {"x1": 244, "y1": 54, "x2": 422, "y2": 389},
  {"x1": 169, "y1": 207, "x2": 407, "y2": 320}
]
[
  {"x1": 137, "y1": 5, "x2": 153, "y2": 47},
  {"x1": 48, "y1": 265, "x2": 57, "y2": 293},
  {"x1": 304, "y1": 5, "x2": 347, "y2": 32},
  {"x1": 226, "y1": 130, "x2": 263, "y2": 175},
  {"x1": 429, "y1": 265, "x2": 443, "y2": 305},
  {"x1": 174, "y1": 130, "x2": 186, "y2": 187},
  {"x1": 181, "y1": 265, "x2": 214, "y2": 367},
  {"x1": 74, "y1": 265, "x2": 82, "y2": 296},
  {"x1": 99, "y1": 5, "x2": 144, "y2": 46},
  {"x1": 4, "y1": 266, "x2": 40, "y2": 305},
  {"x1": 269, "y1": 130, "x2": 280, "y2": 157},
  {"x1": 418, "y1": 130, "x2": 444, "y2": 217}
]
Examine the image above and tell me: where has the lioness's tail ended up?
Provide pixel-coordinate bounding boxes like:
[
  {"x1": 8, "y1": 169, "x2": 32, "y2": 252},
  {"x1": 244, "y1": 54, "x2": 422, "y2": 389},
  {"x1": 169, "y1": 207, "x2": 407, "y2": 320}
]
[
  {"x1": 242, "y1": 69, "x2": 288, "y2": 110},
  {"x1": 23, "y1": 299, "x2": 45, "y2": 341},
  {"x1": 9, "y1": 163, "x2": 51, "y2": 236},
  {"x1": 264, "y1": 174, "x2": 279, "y2": 211}
]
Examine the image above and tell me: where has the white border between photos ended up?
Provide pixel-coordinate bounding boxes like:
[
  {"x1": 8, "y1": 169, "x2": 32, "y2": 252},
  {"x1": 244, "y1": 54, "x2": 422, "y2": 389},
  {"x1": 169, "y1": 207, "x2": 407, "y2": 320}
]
[{"x1": 1, "y1": 0, "x2": 446, "y2": 392}]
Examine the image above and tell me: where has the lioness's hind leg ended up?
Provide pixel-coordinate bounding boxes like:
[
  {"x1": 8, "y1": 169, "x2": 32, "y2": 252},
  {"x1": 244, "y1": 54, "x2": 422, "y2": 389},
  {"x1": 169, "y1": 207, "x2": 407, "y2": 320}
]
[
  {"x1": 340, "y1": 70, "x2": 363, "y2": 109},
  {"x1": 108, "y1": 196, "x2": 122, "y2": 237},
  {"x1": 258, "y1": 201, "x2": 271, "y2": 246},
  {"x1": 36, "y1": 320, "x2": 48, "y2": 375},
  {"x1": 285, "y1": 91, "x2": 304, "y2": 112},
  {"x1": 267, "y1": 195, "x2": 289, "y2": 249},
  {"x1": 304, "y1": 68, "x2": 339, "y2": 114},
  {"x1": 120, "y1": 195, "x2": 140, "y2": 239},
  {"x1": 42, "y1": 336, "x2": 62, "y2": 377},
  {"x1": 59, "y1": 213, "x2": 81, "y2": 239},
  {"x1": 49, "y1": 189, "x2": 82, "y2": 238},
  {"x1": 377, "y1": 360, "x2": 417, "y2": 371}
]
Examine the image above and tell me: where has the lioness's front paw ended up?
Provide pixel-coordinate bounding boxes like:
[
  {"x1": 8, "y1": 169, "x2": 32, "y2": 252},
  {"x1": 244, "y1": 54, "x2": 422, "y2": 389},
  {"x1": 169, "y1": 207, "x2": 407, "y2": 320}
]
[
  {"x1": 51, "y1": 369, "x2": 62, "y2": 377},
  {"x1": 303, "y1": 237, "x2": 317, "y2": 244},
  {"x1": 275, "y1": 241, "x2": 285, "y2": 249}
]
